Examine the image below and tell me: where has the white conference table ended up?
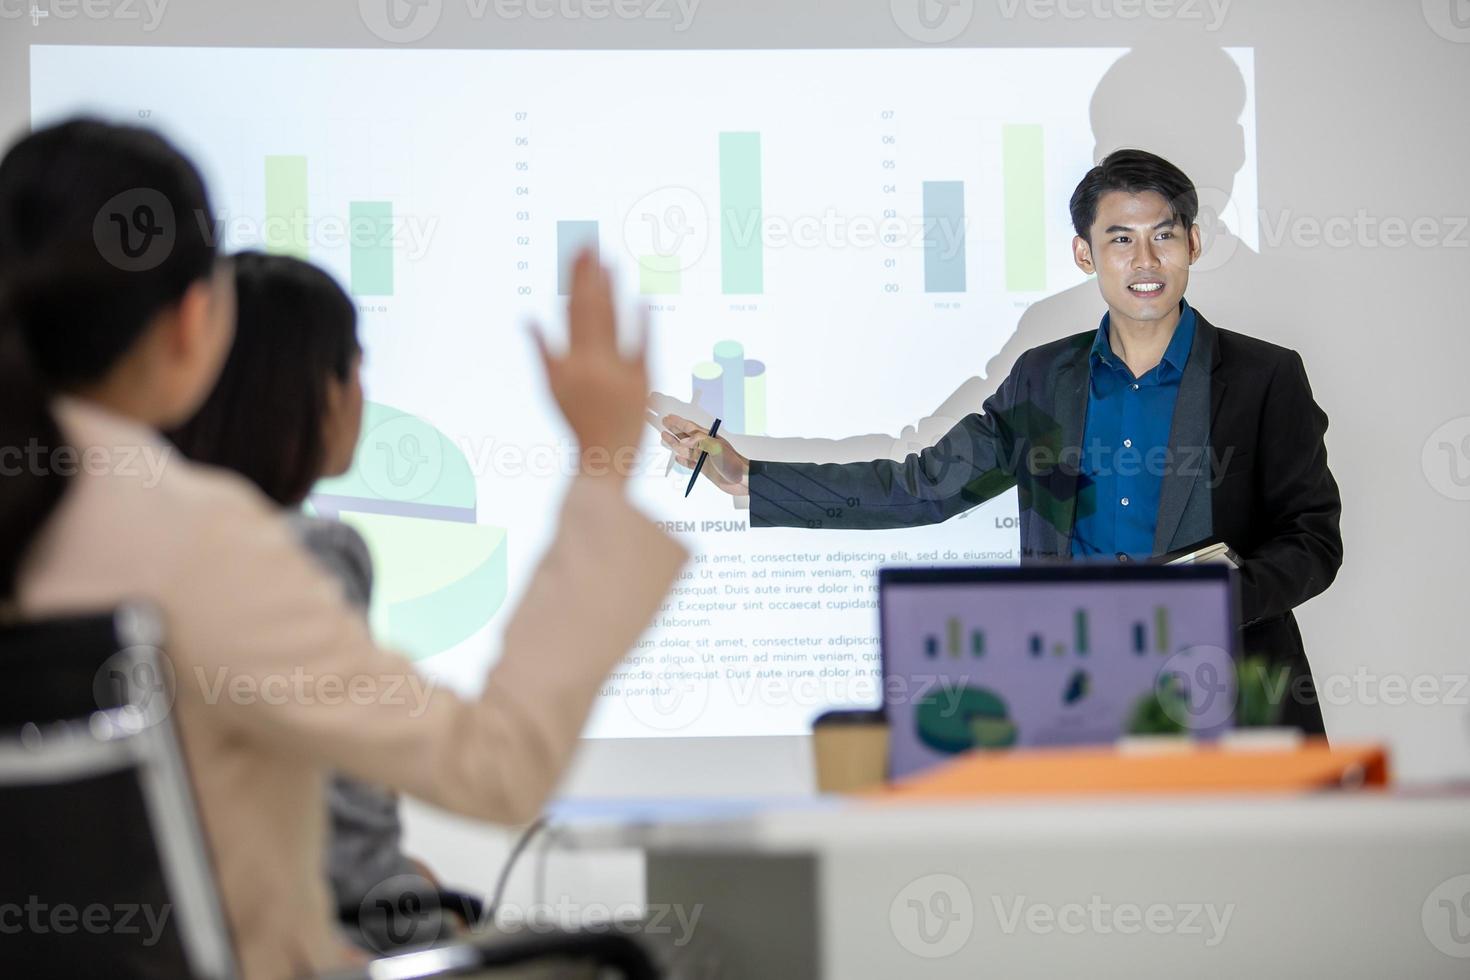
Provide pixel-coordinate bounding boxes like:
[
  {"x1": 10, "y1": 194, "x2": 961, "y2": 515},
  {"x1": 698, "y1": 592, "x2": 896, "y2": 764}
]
[{"x1": 547, "y1": 791, "x2": 1470, "y2": 978}]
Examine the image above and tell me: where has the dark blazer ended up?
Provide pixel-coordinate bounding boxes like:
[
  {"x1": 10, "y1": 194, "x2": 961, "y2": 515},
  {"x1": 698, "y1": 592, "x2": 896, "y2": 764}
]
[{"x1": 749, "y1": 311, "x2": 1342, "y2": 733}]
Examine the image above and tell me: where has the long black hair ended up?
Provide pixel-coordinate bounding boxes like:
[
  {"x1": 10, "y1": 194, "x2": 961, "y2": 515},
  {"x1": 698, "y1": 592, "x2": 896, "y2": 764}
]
[
  {"x1": 169, "y1": 251, "x2": 360, "y2": 507},
  {"x1": 0, "y1": 118, "x2": 216, "y2": 600}
]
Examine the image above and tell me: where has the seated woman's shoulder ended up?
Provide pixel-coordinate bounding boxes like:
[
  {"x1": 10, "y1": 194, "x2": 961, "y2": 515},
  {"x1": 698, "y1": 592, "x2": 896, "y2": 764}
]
[{"x1": 287, "y1": 515, "x2": 373, "y2": 609}]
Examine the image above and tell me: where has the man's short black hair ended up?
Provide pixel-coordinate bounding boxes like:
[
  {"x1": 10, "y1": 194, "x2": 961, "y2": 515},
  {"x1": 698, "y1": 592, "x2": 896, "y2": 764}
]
[{"x1": 1069, "y1": 148, "x2": 1198, "y2": 242}]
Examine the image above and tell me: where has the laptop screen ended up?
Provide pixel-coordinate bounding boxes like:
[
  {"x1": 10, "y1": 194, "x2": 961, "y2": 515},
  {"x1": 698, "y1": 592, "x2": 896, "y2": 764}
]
[{"x1": 880, "y1": 565, "x2": 1240, "y2": 781}]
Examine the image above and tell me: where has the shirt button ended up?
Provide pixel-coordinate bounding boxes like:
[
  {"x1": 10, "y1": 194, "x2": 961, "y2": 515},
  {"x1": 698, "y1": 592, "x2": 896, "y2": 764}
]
[
  {"x1": 1117, "y1": 552, "x2": 1130, "y2": 563},
  {"x1": 1130, "y1": 383, "x2": 1140, "y2": 391},
  {"x1": 1121, "y1": 497, "x2": 1130, "y2": 506},
  {"x1": 1123, "y1": 438, "x2": 1133, "y2": 448}
]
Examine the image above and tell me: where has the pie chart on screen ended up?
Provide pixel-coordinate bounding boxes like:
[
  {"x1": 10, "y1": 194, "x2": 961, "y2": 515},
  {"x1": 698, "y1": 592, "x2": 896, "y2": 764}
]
[
  {"x1": 310, "y1": 401, "x2": 507, "y2": 661},
  {"x1": 915, "y1": 686, "x2": 1018, "y2": 754}
]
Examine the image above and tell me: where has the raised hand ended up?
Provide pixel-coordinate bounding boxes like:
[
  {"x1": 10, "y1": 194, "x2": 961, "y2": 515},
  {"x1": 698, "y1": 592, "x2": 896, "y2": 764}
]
[{"x1": 532, "y1": 251, "x2": 648, "y2": 482}]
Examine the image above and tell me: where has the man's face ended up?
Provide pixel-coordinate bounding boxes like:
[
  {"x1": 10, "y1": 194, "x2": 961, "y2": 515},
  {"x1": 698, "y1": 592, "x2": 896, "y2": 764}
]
[{"x1": 1073, "y1": 189, "x2": 1201, "y2": 328}]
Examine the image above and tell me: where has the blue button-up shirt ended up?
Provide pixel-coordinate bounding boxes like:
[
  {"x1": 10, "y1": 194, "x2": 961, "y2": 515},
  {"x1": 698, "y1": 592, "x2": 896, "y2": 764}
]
[{"x1": 1070, "y1": 301, "x2": 1197, "y2": 561}]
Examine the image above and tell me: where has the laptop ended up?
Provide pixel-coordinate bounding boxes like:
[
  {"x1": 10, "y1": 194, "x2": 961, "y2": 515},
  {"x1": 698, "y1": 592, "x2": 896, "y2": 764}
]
[{"x1": 879, "y1": 565, "x2": 1241, "y2": 781}]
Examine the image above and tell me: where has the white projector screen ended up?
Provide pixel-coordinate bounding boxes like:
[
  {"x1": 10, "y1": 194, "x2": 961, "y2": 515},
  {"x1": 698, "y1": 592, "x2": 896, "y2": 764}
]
[{"x1": 30, "y1": 44, "x2": 1257, "y2": 743}]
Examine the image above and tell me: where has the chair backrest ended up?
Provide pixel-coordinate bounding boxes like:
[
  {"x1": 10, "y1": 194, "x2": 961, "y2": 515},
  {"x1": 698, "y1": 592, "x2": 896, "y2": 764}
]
[{"x1": 0, "y1": 604, "x2": 239, "y2": 980}]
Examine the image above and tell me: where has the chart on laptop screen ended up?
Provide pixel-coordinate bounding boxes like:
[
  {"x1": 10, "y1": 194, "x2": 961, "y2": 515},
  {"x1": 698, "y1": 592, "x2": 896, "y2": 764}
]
[
  {"x1": 881, "y1": 571, "x2": 1237, "y2": 778},
  {"x1": 30, "y1": 45, "x2": 1257, "y2": 740}
]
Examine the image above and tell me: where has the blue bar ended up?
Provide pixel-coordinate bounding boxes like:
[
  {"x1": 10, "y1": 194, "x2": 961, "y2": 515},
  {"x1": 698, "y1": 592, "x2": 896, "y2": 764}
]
[
  {"x1": 924, "y1": 636, "x2": 938, "y2": 658},
  {"x1": 713, "y1": 339, "x2": 746, "y2": 434},
  {"x1": 556, "y1": 220, "x2": 599, "y2": 296},
  {"x1": 923, "y1": 180, "x2": 966, "y2": 293}
]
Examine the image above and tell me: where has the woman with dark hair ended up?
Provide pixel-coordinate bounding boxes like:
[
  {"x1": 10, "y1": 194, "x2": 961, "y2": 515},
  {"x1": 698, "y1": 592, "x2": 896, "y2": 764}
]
[
  {"x1": 170, "y1": 251, "x2": 365, "y2": 509},
  {"x1": 169, "y1": 251, "x2": 463, "y2": 952},
  {"x1": 0, "y1": 119, "x2": 685, "y2": 979}
]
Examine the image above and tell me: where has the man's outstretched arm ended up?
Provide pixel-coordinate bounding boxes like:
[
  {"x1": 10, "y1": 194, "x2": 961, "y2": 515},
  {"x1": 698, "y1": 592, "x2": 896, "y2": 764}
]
[{"x1": 658, "y1": 354, "x2": 1030, "y2": 531}]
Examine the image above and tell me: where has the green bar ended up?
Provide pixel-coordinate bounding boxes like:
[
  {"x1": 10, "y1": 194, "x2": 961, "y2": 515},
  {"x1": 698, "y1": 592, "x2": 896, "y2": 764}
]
[
  {"x1": 1155, "y1": 606, "x2": 1170, "y2": 653},
  {"x1": 264, "y1": 155, "x2": 308, "y2": 259},
  {"x1": 971, "y1": 630, "x2": 985, "y2": 656},
  {"x1": 1003, "y1": 124, "x2": 1045, "y2": 292},
  {"x1": 639, "y1": 254, "x2": 681, "y2": 294},
  {"x1": 720, "y1": 132, "x2": 763, "y2": 294},
  {"x1": 947, "y1": 617, "x2": 961, "y2": 657},
  {"x1": 1075, "y1": 609, "x2": 1088, "y2": 655},
  {"x1": 349, "y1": 201, "x2": 394, "y2": 296}
]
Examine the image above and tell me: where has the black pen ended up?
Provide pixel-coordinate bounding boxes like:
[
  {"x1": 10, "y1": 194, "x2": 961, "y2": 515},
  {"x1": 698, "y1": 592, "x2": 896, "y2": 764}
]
[{"x1": 685, "y1": 418, "x2": 722, "y2": 498}]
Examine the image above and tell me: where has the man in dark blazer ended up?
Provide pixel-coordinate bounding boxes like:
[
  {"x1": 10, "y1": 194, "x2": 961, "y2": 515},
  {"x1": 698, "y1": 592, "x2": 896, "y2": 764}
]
[{"x1": 659, "y1": 149, "x2": 1341, "y2": 734}]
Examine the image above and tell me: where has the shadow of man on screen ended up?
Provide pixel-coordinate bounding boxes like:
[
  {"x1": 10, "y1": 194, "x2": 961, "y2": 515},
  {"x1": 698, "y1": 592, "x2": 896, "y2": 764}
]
[
  {"x1": 653, "y1": 42, "x2": 1274, "y2": 473},
  {"x1": 1000, "y1": 42, "x2": 1279, "y2": 379}
]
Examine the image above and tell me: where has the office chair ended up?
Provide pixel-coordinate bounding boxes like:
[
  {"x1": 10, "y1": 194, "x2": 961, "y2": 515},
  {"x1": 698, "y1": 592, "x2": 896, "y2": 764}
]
[{"x1": 0, "y1": 604, "x2": 660, "y2": 980}]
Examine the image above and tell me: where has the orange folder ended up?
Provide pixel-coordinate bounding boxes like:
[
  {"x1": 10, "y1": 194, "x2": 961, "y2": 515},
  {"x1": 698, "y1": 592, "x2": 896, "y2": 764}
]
[{"x1": 876, "y1": 739, "x2": 1388, "y2": 800}]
